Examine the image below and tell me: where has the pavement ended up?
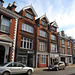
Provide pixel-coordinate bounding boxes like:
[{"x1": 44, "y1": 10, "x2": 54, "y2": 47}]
[{"x1": 34, "y1": 65, "x2": 75, "y2": 71}]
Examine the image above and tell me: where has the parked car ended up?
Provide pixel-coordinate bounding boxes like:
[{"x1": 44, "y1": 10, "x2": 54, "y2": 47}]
[
  {"x1": 49, "y1": 61, "x2": 65, "y2": 71},
  {"x1": 0, "y1": 62, "x2": 34, "y2": 75}
]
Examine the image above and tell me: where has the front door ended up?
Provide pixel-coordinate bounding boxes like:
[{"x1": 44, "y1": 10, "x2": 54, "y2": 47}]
[
  {"x1": 28, "y1": 54, "x2": 33, "y2": 67},
  {"x1": 0, "y1": 45, "x2": 5, "y2": 64}
]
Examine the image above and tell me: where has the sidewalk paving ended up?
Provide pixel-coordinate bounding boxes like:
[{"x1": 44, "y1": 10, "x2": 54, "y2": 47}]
[{"x1": 34, "y1": 65, "x2": 75, "y2": 71}]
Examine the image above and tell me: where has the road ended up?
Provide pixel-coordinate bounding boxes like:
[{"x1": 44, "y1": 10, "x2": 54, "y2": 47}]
[{"x1": 33, "y1": 67, "x2": 75, "y2": 75}]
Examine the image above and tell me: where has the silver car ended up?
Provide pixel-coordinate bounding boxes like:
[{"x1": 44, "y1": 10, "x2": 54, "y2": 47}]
[
  {"x1": 0, "y1": 62, "x2": 34, "y2": 75},
  {"x1": 49, "y1": 61, "x2": 65, "y2": 71}
]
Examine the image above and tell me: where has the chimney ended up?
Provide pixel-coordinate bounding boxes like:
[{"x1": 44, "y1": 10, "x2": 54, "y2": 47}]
[
  {"x1": 11, "y1": 1, "x2": 17, "y2": 11},
  {"x1": 0, "y1": 0, "x2": 4, "y2": 7},
  {"x1": 7, "y1": 3, "x2": 11, "y2": 10}
]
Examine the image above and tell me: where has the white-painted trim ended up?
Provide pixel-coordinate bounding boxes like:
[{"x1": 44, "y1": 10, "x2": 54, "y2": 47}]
[
  {"x1": 12, "y1": 19, "x2": 18, "y2": 62},
  {"x1": 0, "y1": 41, "x2": 12, "y2": 47},
  {"x1": 37, "y1": 52, "x2": 48, "y2": 55},
  {"x1": 0, "y1": 6, "x2": 21, "y2": 18}
]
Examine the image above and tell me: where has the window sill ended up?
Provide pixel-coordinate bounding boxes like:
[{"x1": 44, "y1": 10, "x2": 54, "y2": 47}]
[
  {"x1": 21, "y1": 30, "x2": 34, "y2": 35},
  {"x1": 0, "y1": 30, "x2": 10, "y2": 35}
]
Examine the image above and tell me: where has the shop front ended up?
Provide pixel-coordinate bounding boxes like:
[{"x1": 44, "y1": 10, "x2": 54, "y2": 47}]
[
  {"x1": 59, "y1": 54, "x2": 73, "y2": 66},
  {"x1": 50, "y1": 53, "x2": 59, "y2": 64},
  {"x1": 17, "y1": 49, "x2": 36, "y2": 67}
]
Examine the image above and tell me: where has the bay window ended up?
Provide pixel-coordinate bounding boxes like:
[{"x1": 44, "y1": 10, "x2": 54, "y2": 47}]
[
  {"x1": 1, "y1": 17, "x2": 10, "y2": 33},
  {"x1": 51, "y1": 34, "x2": 56, "y2": 40},
  {"x1": 39, "y1": 30, "x2": 47, "y2": 38},
  {"x1": 22, "y1": 23, "x2": 33, "y2": 33}
]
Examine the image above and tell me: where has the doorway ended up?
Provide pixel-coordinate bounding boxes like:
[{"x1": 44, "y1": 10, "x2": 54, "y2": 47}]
[
  {"x1": 0, "y1": 45, "x2": 5, "y2": 64},
  {"x1": 27, "y1": 54, "x2": 33, "y2": 67}
]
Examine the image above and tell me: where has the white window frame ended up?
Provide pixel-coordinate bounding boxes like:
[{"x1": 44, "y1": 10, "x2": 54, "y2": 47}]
[
  {"x1": 51, "y1": 34, "x2": 56, "y2": 40},
  {"x1": 62, "y1": 48, "x2": 65, "y2": 54},
  {"x1": 39, "y1": 30, "x2": 47, "y2": 38},
  {"x1": 39, "y1": 41, "x2": 47, "y2": 51},
  {"x1": 22, "y1": 23, "x2": 33, "y2": 33},
  {"x1": 25, "y1": 12, "x2": 33, "y2": 20},
  {"x1": 41, "y1": 20, "x2": 46, "y2": 26},
  {"x1": 1, "y1": 17, "x2": 10, "y2": 33},
  {"x1": 20, "y1": 37, "x2": 33, "y2": 50},
  {"x1": 62, "y1": 39, "x2": 65, "y2": 44},
  {"x1": 41, "y1": 55, "x2": 46, "y2": 64},
  {"x1": 51, "y1": 44, "x2": 57, "y2": 52}
]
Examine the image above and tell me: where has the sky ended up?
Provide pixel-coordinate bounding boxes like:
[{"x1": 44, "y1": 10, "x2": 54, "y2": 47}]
[{"x1": 3, "y1": 0, "x2": 75, "y2": 39}]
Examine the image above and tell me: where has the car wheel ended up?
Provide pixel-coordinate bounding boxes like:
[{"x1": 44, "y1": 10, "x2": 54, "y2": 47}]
[
  {"x1": 56, "y1": 67, "x2": 59, "y2": 71},
  {"x1": 27, "y1": 70, "x2": 32, "y2": 75},
  {"x1": 3, "y1": 72, "x2": 10, "y2": 75}
]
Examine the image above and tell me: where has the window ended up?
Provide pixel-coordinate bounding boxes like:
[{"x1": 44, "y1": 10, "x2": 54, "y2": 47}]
[
  {"x1": 22, "y1": 23, "x2": 33, "y2": 33},
  {"x1": 41, "y1": 20, "x2": 46, "y2": 26},
  {"x1": 62, "y1": 39, "x2": 65, "y2": 44},
  {"x1": 51, "y1": 44, "x2": 57, "y2": 52},
  {"x1": 41, "y1": 55, "x2": 46, "y2": 64},
  {"x1": 17, "y1": 63, "x2": 24, "y2": 67},
  {"x1": 67, "y1": 41, "x2": 70, "y2": 46},
  {"x1": 52, "y1": 27, "x2": 56, "y2": 31},
  {"x1": 25, "y1": 12, "x2": 33, "y2": 20},
  {"x1": 39, "y1": 41, "x2": 47, "y2": 51},
  {"x1": 62, "y1": 48, "x2": 65, "y2": 54},
  {"x1": 21, "y1": 37, "x2": 33, "y2": 50},
  {"x1": 39, "y1": 30, "x2": 47, "y2": 38},
  {"x1": 68, "y1": 49, "x2": 70, "y2": 55},
  {"x1": 51, "y1": 34, "x2": 56, "y2": 40},
  {"x1": 1, "y1": 18, "x2": 10, "y2": 33}
]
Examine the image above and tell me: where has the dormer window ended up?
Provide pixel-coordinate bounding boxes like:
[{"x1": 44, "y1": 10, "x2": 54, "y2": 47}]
[
  {"x1": 25, "y1": 12, "x2": 33, "y2": 20},
  {"x1": 41, "y1": 20, "x2": 46, "y2": 26}
]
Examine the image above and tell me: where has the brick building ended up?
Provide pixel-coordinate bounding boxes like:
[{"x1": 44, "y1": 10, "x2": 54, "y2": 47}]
[
  {"x1": 58, "y1": 31, "x2": 73, "y2": 66},
  {"x1": 16, "y1": 5, "x2": 38, "y2": 68},
  {"x1": 0, "y1": 0, "x2": 21, "y2": 64},
  {"x1": 35, "y1": 14, "x2": 49, "y2": 67}
]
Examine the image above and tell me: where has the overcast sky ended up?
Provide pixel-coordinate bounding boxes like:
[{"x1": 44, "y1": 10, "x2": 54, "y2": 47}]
[{"x1": 4, "y1": 0, "x2": 75, "y2": 39}]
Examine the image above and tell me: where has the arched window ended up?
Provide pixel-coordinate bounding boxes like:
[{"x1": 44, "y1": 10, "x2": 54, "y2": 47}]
[
  {"x1": 39, "y1": 30, "x2": 47, "y2": 38},
  {"x1": 51, "y1": 34, "x2": 56, "y2": 40}
]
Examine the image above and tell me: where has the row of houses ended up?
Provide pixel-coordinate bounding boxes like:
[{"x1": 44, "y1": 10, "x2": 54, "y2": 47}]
[{"x1": 0, "y1": 0, "x2": 75, "y2": 68}]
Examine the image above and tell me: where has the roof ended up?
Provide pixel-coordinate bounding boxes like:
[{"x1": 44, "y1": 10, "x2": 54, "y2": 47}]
[
  {"x1": 0, "y1": 6, "x2": 22, "y2": 18},
  {"x1": 0, "y1": 34, "x2": 13, "y2": 42},
  {"x1": 20, "y1": 5, "x2": 38, "y2": 17},
  {"x1": 39, "y1": 13, "x2": 49, "y2": 23},
  {"x1": 50, "y1": 21, "x2": 58, "y2": 28}
]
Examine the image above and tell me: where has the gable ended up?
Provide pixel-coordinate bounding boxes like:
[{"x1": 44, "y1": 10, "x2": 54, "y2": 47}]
[
  {"x1": 21, "y1": 5, "x2": 38, "y2": 17},
  {"x1": 51, "y1": 21, "x2": 58, "y2": 28},
  {"x1": 0, "y1": 34, "x2": 13, "y2": 42}
]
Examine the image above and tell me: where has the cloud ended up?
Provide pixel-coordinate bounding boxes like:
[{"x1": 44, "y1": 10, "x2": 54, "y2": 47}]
[{"x1": 3, "y1": 0, "x2": 75, "y2": 38}]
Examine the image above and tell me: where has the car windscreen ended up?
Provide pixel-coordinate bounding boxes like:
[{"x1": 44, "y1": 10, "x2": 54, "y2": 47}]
[{"x1": 54, "y1": 62, "x2": 58, "y2": 65}]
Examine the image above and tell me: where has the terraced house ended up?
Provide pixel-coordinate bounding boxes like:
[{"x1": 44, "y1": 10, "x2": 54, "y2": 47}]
[
  {"x1": 0, "y1": 0, "x2": 75, "y2": 68},
  {"x1": 0, "y1": 0, "x2": 21, "y2": 64}
]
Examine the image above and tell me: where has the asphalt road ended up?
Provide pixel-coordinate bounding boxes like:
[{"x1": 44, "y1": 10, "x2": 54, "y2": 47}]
[{"x1": 32, "y1": 67, "x2": 75, "y2": 75}]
